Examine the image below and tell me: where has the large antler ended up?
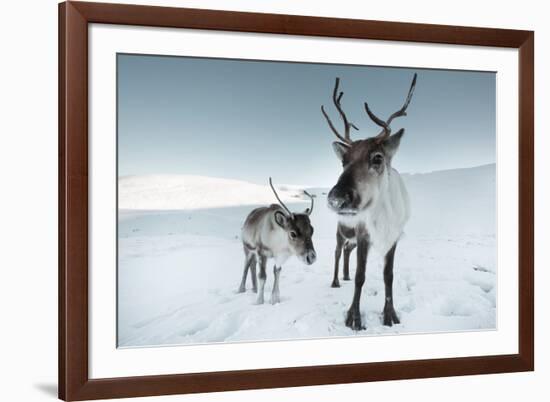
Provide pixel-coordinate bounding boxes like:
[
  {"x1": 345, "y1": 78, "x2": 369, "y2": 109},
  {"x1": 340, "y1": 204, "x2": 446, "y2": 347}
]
[
  {"x1": 364, "y1": 73, "x2": 417, "y2": 142},
  {"x1": 303, "y1": 190, "x2": 314, "y2": 216},
  {"x1": 269, "y1": 177, "x2": 293, "y2": 216},
  {"x1": 321, "y1": 77, "x2": 359, "y2": 144}
]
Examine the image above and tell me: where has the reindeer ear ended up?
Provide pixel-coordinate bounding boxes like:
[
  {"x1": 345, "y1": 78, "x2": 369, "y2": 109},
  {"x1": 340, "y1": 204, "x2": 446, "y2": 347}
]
[
  {"x1": 274, "y1": 210, "x2": 288, "y2": 228},
  {"x1": 332, "y1": 142, "x2": 350, "y2": 162},
  {"x1": 383, "y1": 128, "x2": 405, "y2": 158}
]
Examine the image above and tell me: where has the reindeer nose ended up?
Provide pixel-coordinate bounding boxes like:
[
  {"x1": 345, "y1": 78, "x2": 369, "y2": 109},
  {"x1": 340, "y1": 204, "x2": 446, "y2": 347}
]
[
  {"x1": 305, "y1": 250, "x2": 316, "y2": 265},
  {"x1": 327, "y1": 187, "x2": 354, "y2": 211}
]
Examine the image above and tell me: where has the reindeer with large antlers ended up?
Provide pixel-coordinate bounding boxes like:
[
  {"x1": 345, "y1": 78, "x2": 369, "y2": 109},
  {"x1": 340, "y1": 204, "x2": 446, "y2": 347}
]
[
  {"x1": 238, "y1": 178, "x2": 317, "y2": 305},
  {"x1": 321, "y1": 74, "x2": 417, "y2": 330}
]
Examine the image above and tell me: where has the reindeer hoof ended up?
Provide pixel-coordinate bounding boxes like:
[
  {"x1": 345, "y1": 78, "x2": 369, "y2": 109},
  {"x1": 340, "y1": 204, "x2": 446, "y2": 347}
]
[
  {"x1": 331, "y1": 280, "x2": 341, "y2": 288},
  {"x1": 256, "y1": 297, "x2": 264, "y2": 305},
  {"x1": 237, "y1": 286, "x2": 246, "y2": 293},
  {"x1": 343, "y1": 275, "x2": 351, "y2": 281},
  {"x1": 345, "y1": 308, "x2": 365, "y2": 331},
  {"x1": 383, "y1": 304, "x2": 400, "y2": 326},
  {"x1": 252, "y1": 287, "x2": 258, "y2": 293}
]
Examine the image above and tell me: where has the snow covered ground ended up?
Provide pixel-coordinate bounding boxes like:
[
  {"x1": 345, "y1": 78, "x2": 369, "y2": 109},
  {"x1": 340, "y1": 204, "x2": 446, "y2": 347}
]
[{"x1": 117, "y1": 164, "x2": 496, "y2": 347}]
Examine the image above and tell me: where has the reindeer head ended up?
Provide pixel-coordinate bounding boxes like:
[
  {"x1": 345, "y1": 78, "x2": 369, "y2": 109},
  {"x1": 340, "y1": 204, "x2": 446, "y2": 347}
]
[
  {"x1": 269, "y1": 178, "x2": 317, "y2": 265},
  {"x1": 321, "y1": 74, "x2": 417, "y2": 216}
]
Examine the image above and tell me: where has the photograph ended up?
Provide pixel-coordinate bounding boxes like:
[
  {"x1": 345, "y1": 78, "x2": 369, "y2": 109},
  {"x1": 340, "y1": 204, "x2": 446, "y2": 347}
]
[{"x1": 116, "y1": 53, "x2": 497, "y2": 348}]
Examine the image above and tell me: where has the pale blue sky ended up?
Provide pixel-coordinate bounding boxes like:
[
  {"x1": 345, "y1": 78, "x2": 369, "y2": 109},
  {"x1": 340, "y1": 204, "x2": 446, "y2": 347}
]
[{"x1": 117, "y1": 54, "x2": 496, "y2": 187}]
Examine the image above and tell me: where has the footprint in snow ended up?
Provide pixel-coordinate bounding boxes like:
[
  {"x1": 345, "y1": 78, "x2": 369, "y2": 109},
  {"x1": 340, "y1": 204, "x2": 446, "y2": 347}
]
[
  {"x1": 465, "y1": 271, "x2": 495, "y2": 293},
  {"x1": 473, "y1": 265, "x2": 494, "y2": 274}
]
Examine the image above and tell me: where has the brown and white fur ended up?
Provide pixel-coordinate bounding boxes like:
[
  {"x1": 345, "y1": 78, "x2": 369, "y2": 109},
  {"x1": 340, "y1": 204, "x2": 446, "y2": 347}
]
[
  {"x1": 321, "y1": 74, "x2": 417, "y2": 330},
  {"x1": 238, "y1": 179, "x2": 316, "y2": 305}
]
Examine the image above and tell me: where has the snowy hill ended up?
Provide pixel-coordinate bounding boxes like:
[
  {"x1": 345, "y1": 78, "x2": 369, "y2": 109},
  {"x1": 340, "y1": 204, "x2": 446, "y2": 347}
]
[
  {"x1": 402, "y1": 163, "x2": 496, "y2": 236},
  {"x1": 120, "y1": 164, "x2": 495, "y2": 237},
  {"x1": 119, "y1": 174, "x2": 308, "y2": 210}
]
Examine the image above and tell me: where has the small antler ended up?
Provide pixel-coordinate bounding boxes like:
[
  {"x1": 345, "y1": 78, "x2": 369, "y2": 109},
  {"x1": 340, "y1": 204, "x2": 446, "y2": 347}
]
[
  {"x1": 364, "y1": 73, "x2": 417, "y2": 142},
  {"x1": 321, "y1": 77, "x2": 359, "y2": 144},
  {"x1": 303, "y1": 190, "x2": 314, "y2": 216},
  {"x1": 269, "y1": 177, "x2": 292, "y2": 216}
]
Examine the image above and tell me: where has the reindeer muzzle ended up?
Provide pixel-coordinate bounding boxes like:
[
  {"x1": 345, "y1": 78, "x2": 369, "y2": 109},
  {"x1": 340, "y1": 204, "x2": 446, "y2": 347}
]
[
  {"x1": 327, "y1": 186, "x2": 357, "y2": 215},
  {"x1": 305, "y1": 249, "x2": 317, "y2": 265}
]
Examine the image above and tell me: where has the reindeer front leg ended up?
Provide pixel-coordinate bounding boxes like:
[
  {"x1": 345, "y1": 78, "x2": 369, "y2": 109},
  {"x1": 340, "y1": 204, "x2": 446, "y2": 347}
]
[
  {"x1": 383, "y1": 242, "x2": 400, "y2": 326},
  {"x1": 343, "y1": 243, "x2": 355, "y2": 281},
  {"x1": 332, "y1": 231, "x2": 344, "y2": 288},
  {"x1": 271, "y1": 266, "x2": 282, "y2": 304},
  {"x1": 346, "y1": 231, "x2": 369, "y2": 330},
  {"x1": 256, "y1": 255, "x2": 267, "y2": 304}
]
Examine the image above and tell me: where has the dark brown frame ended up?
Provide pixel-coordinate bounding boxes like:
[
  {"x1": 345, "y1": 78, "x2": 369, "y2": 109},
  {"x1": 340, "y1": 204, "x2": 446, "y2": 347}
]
[{"x1": 59, "y1": 1, "x2": 534, "y2": 400}]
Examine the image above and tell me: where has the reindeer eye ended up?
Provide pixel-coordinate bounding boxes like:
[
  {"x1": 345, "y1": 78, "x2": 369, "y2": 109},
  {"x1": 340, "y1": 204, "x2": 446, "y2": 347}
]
[{"x1": 289, "y1": 231, "x2": 297, "y2": 239}]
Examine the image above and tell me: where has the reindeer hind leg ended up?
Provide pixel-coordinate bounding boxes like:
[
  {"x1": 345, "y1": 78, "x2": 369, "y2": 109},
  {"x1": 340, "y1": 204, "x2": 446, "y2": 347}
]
[
  {"x1": 249, "y1": 254, "x2": 258, "y2": 293},
  {"x1": 238, "y1": 247, "x2": 253, "y2": 293}
]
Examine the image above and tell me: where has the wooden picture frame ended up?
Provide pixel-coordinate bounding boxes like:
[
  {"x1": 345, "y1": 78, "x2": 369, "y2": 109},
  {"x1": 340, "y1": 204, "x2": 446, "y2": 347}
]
[{"x1": 59, "y1": 1, "x2": 534, "y2": 400}]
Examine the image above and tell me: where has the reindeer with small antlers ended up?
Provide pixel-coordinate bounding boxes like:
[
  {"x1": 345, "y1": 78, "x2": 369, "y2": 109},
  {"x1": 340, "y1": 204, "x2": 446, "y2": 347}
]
[
  {"x1": 321, "y1": 74, "x2": 417, "y2": 330},
  {"x1": 239, "y1": 178, "x2": 317, "y2": 305}
]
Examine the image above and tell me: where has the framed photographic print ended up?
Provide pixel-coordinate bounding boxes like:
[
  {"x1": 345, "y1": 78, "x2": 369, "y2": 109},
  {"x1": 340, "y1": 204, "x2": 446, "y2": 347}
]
[{"x1": 59, "y1": 1, "x2": 534, "y2": 400}]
